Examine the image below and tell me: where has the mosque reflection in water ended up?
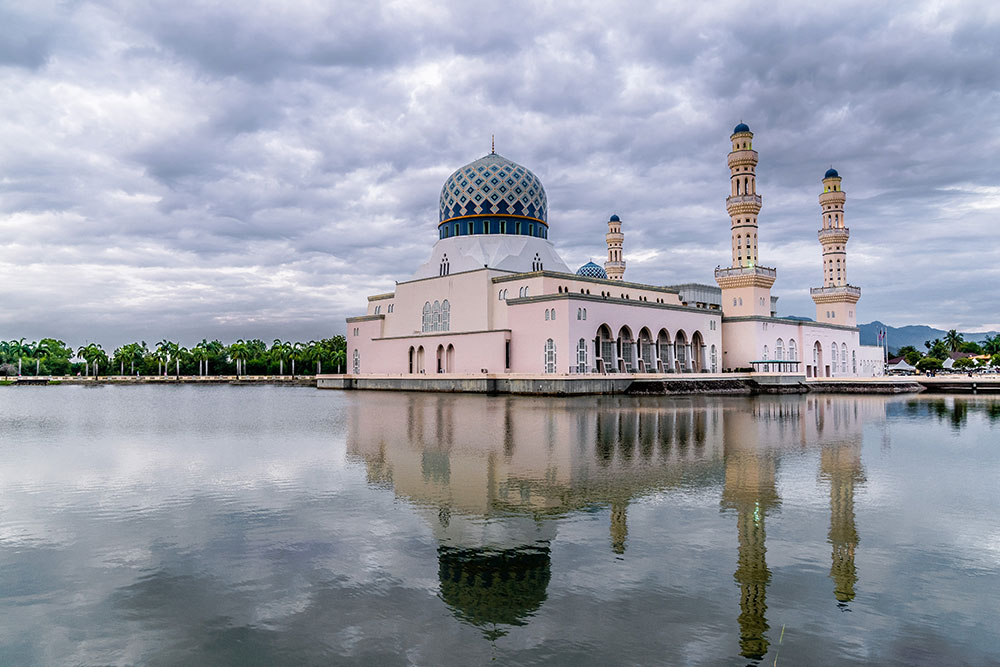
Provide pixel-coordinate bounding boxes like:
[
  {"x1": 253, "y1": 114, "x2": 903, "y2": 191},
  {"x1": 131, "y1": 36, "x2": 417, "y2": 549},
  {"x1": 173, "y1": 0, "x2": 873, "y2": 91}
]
[{"x1": 346, "y1": 394, "x2": 879, "y2": 659}]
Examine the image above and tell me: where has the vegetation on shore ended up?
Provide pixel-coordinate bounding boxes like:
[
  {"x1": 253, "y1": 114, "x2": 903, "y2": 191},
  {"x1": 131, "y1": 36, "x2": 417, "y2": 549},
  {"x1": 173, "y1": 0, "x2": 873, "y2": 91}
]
[
  {"x1": 895, "y1": 330, "x2": 1000, "y2": 371},
  {"x1": 0, "y1": 336, "x2": 346, "y2": 378}
]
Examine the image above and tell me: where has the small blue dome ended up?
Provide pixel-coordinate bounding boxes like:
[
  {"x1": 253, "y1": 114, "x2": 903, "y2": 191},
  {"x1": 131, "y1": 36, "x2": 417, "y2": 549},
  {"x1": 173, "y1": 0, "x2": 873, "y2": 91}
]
[
  {"x1": 609, "y1": 214, "x2": 620, "y2": 222},
  {"x1": 733, "y1": 122, "x2": 750, "y2": 134},
  {"x1": 824, "y1": 167, "x2": 839, "y2": 179},
  {"x1": 576, "y1": 262, "x2": 608, "y2": 279}
]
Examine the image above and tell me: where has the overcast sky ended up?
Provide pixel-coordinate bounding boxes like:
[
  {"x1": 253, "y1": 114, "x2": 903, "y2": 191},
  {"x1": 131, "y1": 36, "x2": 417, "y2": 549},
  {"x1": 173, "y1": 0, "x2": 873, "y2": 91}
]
[{"x1": 1, "y1": 0, "x2": 998, "y2": 349}]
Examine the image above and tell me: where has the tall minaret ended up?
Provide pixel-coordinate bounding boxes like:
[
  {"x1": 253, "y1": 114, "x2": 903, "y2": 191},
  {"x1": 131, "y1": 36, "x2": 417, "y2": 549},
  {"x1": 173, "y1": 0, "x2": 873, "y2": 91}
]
[
  {"x1": 605, "y1": 214, "x2": 625, "y2": 280},
  {"x1": 811, "y1": 168, "x2": 860, "y2": 326},
  {"x1": 715, "y1": 123, "x2": 775, "y2": 316}
]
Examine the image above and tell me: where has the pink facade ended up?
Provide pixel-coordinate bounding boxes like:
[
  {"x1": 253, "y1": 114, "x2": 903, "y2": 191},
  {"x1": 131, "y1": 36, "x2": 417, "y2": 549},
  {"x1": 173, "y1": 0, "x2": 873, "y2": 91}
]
[{"x1": 346, "y1": 133, "x2": 884, "y2": 379}]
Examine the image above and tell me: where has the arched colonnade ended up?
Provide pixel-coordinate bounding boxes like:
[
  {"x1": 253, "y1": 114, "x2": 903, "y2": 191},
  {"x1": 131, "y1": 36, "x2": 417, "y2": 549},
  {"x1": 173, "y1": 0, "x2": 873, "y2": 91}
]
[{"x1": 591, "y1": 324, "x2": 713, "y2": 374}]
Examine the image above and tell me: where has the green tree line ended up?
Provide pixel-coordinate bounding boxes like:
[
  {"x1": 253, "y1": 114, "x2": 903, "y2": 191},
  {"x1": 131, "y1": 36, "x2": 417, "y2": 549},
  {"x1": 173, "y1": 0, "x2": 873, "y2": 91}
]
[
  {"x1": 0, "y1": 336, "x2": 346, "y2": 377},
  {"x1": 893, "y1": 330, "x2": 1000, "y2": 372}
]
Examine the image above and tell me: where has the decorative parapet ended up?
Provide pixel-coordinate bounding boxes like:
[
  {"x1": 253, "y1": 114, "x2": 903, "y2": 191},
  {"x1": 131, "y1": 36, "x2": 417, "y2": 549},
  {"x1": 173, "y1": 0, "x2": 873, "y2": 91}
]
[
  {"x1": 726, "y1": 193, "x2": 762, "y2": 215},
  {"x1": 818, "y1": 227, "x2": 850, "y2": 242},
  {"x1": 727, "y1": 150, "x2": 758, "y2": 168},
  {"x1": 810, "y1": 285, "x2": 861, "y2": 303},
  {"x1": 715, "y1": 265, "x2": 776, "y2": 279},
  {"x1": 714, "y1": 265, "x2": 776, "y2": 289}
]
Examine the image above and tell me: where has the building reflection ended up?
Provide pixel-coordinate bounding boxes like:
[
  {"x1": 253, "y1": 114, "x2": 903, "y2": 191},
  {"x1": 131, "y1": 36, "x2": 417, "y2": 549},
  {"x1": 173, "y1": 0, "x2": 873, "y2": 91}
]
[{"x1": 345, "y1": 392, "x2": 885, "y2": 653}]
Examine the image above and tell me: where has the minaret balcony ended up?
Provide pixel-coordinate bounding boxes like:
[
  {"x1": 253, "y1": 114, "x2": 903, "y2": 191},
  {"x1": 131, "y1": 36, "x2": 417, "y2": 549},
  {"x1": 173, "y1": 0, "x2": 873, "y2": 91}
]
[
  {"x1": 714, "y1": 264, "x2": 776, "y2": 289},
  {"x1": 818, "y1": 227, "x2": 850, "y2": 243},
  {"x1": 727, "y1": 150, "x2": 758, "y2": 168},
  {"x1": 715, "y1": 265, "x2": 775, "y2": 279},
  {"x1": 810, "y1": 285, "x2": 861, "y2": 302},
  {"x1": 726, "y1": 194, "x2": 762, "y2": 214}
]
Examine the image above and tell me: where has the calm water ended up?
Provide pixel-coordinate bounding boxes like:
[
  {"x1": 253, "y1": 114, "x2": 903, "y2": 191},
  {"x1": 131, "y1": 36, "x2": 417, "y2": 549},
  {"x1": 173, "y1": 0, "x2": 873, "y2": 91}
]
[{"x1": 1, "y1": 387, "x2": 999, "y2": 666}]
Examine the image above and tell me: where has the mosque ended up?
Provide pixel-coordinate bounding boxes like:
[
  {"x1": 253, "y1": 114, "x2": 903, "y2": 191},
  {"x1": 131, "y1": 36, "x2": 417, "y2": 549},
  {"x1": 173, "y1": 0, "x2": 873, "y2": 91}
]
[{"x1": 346, "y1": 123, "x2": 884, "y2": 378}]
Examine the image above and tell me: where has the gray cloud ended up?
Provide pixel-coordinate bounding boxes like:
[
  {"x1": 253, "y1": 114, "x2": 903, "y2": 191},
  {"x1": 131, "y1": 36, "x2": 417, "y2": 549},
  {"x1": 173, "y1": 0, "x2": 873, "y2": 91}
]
[{"x1": 1, "y1": 0, "x2": 999, "y2": 349}]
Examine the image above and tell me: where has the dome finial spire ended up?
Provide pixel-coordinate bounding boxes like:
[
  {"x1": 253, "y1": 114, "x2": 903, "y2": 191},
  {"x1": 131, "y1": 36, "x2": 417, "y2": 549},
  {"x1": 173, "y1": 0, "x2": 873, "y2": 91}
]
[{"x1": 491, "y1": 134, "x2": 495, "y2": 154}]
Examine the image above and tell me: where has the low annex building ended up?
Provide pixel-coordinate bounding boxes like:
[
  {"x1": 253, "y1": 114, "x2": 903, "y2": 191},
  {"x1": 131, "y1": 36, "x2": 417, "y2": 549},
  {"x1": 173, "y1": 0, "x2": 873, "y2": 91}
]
[{"x1": 346, "y1": 124, "x2": 884, "y2": 378}]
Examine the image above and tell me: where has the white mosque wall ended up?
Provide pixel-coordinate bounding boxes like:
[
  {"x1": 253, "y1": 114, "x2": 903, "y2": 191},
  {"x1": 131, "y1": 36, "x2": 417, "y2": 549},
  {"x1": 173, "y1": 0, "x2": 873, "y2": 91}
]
[
  {"x1": 720, "y1": 318, "x2": 883, "y2": 378},
  {"x1": 413, "y1": 235, "x2": 570, "y2": 280}
]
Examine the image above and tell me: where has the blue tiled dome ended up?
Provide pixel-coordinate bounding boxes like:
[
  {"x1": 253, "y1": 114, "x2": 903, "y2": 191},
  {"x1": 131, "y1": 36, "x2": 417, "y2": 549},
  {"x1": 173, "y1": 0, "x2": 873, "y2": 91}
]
[
  {"x1": 439, "y1": 153, "x2": 547, "y2": 227},
  {"x1": 609, "y1": 214, "x2": 620, "y2": 222},
  {"x1": 576, "y1": 261, "x2": 608, "y2": 279},
  {"x1": 733, "y1": 122, "x2": 751, "y2": 134},
  {"x1": 824, "y1": 167, "x2": 840, "y2": 179}
]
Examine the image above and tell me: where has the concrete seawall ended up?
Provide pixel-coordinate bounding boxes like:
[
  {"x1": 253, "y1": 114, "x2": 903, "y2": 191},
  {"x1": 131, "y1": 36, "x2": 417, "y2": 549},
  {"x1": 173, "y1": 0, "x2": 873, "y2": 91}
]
[
  {"x1": 316, "y1": 373, "x2": 923, "y2": 396},
  {"x1": 3, "y1": 376, "x2": 316, "y2": 387}
]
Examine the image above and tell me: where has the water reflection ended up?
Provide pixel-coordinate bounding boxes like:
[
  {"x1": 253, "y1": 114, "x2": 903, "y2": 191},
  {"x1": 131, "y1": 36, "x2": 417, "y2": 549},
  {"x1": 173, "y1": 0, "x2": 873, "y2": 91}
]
[
  {"x1": 347, "y1": 394, "x2": 891, "y2": 657},
  {"x1": 897, "y1": 396, "x2": 1000, "y2": 429}
]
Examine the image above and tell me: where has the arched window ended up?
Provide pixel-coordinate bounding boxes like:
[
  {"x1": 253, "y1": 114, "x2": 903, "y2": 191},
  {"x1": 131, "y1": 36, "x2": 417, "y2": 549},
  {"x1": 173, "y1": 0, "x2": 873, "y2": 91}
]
[
  {"x1": 852, "y1": 350, "x2": 857, "y2": 374},
  {"x1": 788, "y1": 338, "x2": 797, "y2": 361},
  {"x1": 763, "y1": 345, "x2": 769, "y2": 360},
  {"x1": 432, "y1": 300, "x2": 442, "y2": 331},
  {"x1": 841, "y1": 343, "x2": 848, "y2": 373},
  {"x1": 577, "y1": 338, "x2": 587, "y2": 374},
  {"x1": 710, "y1": 344, "x2": 717, "y2": 373},
  {"x1": 582, "y1": 308, "x2": 587, "y2": 320},
  {"x1": 544, "y1": 339, "x2": 556, "y2": 374},
  {"x1": 775, "y1": 339, "x2": 784, "y2": 361},
  {"x1": 442, "y1": 300, "x2": 450, "y2": 331},
  {"x1": 422, "y1": 302, "x2": 431, "y2": 332},
  {"x1": 832, "y1": 343, "x2": 839, "y2": 373},
  {"x1": 408, "y1": 346, "x2": 414, "y2": 374},
  {"x1": 545, "y1": 309, "x2": 550, "y2": 321},
  {"x1": 551, "y1": 309, "x2": 555, "y2": 321},
  {"x1": 577, "y1": 308, "x2": 581, "y2": 320},
  {"x1": 352, "y1": 349, "x2": 360, "y2": 374}
]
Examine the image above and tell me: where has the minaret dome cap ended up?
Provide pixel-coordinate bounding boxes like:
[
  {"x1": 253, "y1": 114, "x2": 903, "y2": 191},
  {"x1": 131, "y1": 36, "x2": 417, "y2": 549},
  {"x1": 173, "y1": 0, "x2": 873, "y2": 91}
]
[
  {"x1": 733, "y1": 122, "x2": 751, "y2": 134},
  {"x1": 609, "y1": 214, "x2": 620, "y2": 222},
  {"x1": 824, "y1": 167, "x2": 840, "y2": 179}
]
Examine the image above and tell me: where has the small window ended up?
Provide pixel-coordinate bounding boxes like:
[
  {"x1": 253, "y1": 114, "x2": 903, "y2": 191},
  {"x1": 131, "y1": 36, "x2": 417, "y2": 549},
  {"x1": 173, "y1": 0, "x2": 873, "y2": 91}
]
[{"x1": 545, "y1": 309, "x2": 550, "y2": 321}]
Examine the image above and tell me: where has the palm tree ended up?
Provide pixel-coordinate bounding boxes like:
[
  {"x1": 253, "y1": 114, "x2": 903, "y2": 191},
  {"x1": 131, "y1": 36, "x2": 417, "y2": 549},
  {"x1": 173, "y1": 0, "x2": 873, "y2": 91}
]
[
  {"x1": 77, "y1": 343, "x2": 107, "y2": 377},
  {"x1": 291, "y1": 341, "x2": 307, "y2": 376},
  {"x1": 191, "y1": 341, "x2": 209, "y2": 376},
  {"x1": 331, "y1": 348, "x2": 346, "y2": 375},
  {"x1": 271, "y1": 339, "x2": 290, "y2": 375},
  {"x1": 305, "y1": 340, "x2": 321, "y2": 374},
  {"x1": 945, "y1": 329, "x2": 964, "y2": 353},
  {"x1": 983, "y1": 335, "x2": 1000, "y2": 356},
  {"x1": 11, "y1": 338, "x2": 28, "y2": 375},
  {"x1": 228, "y1": 340, "x2": 248, "y2": 377}
]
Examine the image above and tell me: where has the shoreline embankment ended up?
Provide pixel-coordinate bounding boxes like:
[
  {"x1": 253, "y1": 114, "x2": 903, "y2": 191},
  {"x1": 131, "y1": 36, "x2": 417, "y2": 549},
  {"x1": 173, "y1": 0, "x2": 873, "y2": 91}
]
[
  {"x1": 2, "y1": 375, "x2": 315, "y2": 387},
  {"x1": 5, "y1": 374, "x2": 998, "y2": 396}
]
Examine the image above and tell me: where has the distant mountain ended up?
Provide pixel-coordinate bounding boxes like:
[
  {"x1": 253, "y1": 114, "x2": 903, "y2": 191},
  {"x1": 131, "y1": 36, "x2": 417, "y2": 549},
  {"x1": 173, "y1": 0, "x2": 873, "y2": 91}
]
[{"x1": 859, "y1": 321, "x2": 999, "y2": 351}]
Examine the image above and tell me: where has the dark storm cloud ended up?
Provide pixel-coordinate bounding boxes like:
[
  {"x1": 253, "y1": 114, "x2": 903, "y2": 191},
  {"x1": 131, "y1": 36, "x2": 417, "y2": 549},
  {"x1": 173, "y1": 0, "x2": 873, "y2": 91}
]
[{"x1": 1, "y1": 0, "x2": 999, "y2": 349}]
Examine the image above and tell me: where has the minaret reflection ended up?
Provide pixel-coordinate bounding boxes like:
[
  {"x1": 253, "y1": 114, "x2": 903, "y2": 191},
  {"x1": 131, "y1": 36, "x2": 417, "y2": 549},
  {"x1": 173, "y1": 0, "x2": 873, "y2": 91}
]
[
  {"x1": 347, "y1": 393, "x2": 726, "y2": 637},
  {"x1": 816, "y1": 400, "x2": 866, "y2": 606},
  {"x1": 721, "y1": 403, "x2": 783, "y2": 662}
]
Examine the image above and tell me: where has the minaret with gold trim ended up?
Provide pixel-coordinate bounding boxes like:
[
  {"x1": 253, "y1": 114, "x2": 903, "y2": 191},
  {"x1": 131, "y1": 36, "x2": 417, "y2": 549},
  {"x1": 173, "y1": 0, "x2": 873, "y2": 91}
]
[
  {"x1": 605, "y1": 214, "x2": 625, "y2": 280},
  {"x1": 811, "y1": 168, "x2": 860, "y2": 325},
  {"x1": 715, "y1": 122, "x2": 775, "y2": 316}
]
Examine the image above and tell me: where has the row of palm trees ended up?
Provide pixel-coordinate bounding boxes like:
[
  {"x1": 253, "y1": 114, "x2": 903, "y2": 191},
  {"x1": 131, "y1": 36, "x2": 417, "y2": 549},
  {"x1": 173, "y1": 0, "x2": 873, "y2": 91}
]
[{"x1": 2, "y1": 337, "x2": 347, "y2": 378}]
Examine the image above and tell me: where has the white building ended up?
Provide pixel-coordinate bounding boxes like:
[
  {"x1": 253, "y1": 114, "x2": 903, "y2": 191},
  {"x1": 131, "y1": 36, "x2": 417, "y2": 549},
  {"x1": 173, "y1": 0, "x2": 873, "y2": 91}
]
[{"x1": 346, "y1": 124, "x2": 884, "y2": 378}]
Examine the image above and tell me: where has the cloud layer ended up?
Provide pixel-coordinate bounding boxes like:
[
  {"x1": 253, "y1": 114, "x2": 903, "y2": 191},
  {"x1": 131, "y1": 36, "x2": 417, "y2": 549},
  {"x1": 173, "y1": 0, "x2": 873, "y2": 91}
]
[{"x1": 1, "y1": 0, "x2": 999, "y2": 348}]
